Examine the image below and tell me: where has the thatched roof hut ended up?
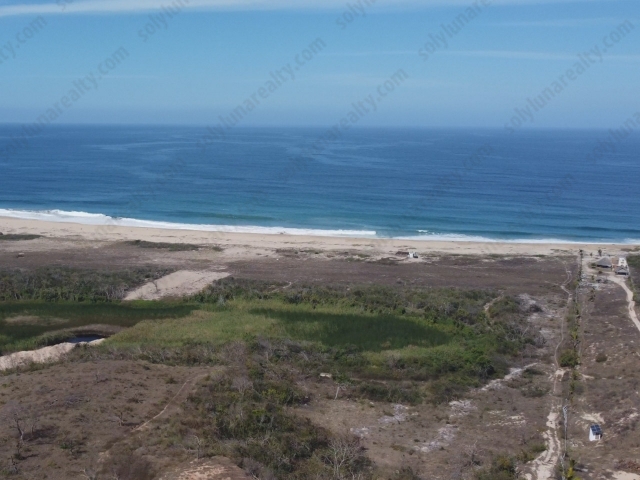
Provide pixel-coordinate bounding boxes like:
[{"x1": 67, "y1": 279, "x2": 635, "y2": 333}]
[{"x1": 595, "y1": 257, "x2": 612, "y2": 268}]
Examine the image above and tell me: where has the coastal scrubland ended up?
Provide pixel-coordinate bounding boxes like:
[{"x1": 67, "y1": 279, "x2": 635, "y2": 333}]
[
  {"x1": 0, "y1": 266, "x2": 543, "y2": 479},
  {"x1": 0, "y1": 267, "x2": 187, "y2": 353},
  {"x1": 4, "y1": 235, "x2": 636, "y2": 479},
  {"x1": 627, "y1": 255, "x2": 640, "y2": 297}
]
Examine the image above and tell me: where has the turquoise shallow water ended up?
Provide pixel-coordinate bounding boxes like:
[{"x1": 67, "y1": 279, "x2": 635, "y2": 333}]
[{"x1": 0, "y1": 125, "x2": 639, "y2": 242}]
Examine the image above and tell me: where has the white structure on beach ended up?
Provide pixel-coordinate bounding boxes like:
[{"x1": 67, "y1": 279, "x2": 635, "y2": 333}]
[
  {"x1": 589, "y1": 424, "x2": 603, "y2": 441},
  {"x1": 616, "y1": 257, "x2": 630, "y2": 276}
]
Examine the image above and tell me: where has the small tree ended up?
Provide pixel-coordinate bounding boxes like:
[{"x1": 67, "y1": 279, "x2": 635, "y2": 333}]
[
  {"x1": 185, "y1": 434, "x2": 204, "y2": 459},
  {"x1": 326, "y1": 434, "x2": 366, "y2": 479}
]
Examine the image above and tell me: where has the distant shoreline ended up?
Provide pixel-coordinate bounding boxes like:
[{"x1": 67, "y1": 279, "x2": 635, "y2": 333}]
[
  {"x1": 1, "y1": 216, "x2": 637, "y2": 257},
  {"x1": 1, "y1": 209, "x2": 639, "y2": 246}
]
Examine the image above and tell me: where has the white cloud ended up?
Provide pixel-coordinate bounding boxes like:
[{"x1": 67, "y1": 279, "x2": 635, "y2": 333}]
[
  {"x1": 444, "y1": 50, "x2": 640, "y2": 62},
  {"x1": 0, "y1": 0, "x2": 622, "y2": 18},
  {"x1": 486, "y1": 17, "x2": 632, "y2": 27}
]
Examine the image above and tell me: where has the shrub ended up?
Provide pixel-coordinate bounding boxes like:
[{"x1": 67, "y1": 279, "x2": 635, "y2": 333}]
[
  {"x1": 124, "y1": 240, "x2": 209, "y2": 252},
  {"x1": 355, "y1": 382, "x2": 422, "y2": 405},
  {"x1": 595, "y1": 353, "x2": 607, "y2": 363},
  {"x1": 488, "y1": 297, "x2": 521, "y2": 319},
  {"x1": 428, "y1": 377, "x2": 470, "y2": 404},
  {"x1": 559, "y1": 349, "x2": 579, "y2": 368},
  {"x1": 0, "y1": 267, "x2": 173, "y2": 302},
  {"x1": 0, "y1": 234, "x2": 41, "y2": 241},
  {"x1": 520, "y1": 385, "x2": 549, "y2": 398},
  {"x1": 184, "y1": 368, "x2": 333, "y2": 478},
  {"x1": 391, "y1": 467, "x2": 423, "y2": 479},
  {"x1": 475, "y1": 455, "x2": 517, "y2": 480}
]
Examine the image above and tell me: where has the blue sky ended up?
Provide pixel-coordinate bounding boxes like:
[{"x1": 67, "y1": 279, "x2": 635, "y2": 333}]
[{"x1": 0, "y1": 0, "x2": 638, "y2": 128}]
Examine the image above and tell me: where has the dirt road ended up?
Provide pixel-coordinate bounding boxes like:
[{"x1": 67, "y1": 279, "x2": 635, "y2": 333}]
[{"x1": 608, "y1": 274, "x2": 640, "y2": 334}]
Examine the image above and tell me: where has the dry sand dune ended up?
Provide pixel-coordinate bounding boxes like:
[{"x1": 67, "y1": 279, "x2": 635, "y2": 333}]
[{"x1": 0, "y1": 338, "x2": 104, "y2": 371}]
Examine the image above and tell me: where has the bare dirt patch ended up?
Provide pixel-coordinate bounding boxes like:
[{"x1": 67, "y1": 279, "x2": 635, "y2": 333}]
[
  {"x1": 159, "y1": 458, "x2": 250, "y2": 480},
  {"x1": 0, "y1": 360, "x2": 212, "y2": 479},
  {"x1": 0, "y1": 236, "x2": 576, "y2": 298},
  {"x1": 124, "y1": 270, "x2": 229, "y2": 300}
]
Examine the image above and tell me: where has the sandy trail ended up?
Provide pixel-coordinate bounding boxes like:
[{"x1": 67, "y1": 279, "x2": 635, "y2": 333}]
[
  {"x1": 0, "y1": 339, "x2": 104, "y2": 371},
  {"x1": 133, "y1": 372, "x2": 209, "y2": 432},
  {"x1": 612, "y1": 473, "x2": 640, "y2": 480},
  {"x1": 132, "y1": 373, "x2": 209, "y2": 432},
  {"x1": 608, "y1": 274, "x2": 640, "y2": 334},
  {"x1": 125, "y1": 270, "x2": 229, "y2": 300},
  {"x1": 480, "y1": 363, "x2": 537, "y2": 392}
]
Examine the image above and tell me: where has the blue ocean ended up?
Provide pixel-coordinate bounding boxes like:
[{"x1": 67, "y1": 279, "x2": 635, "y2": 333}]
[{"x1": 1, "y1": 125, "x2": 639, "y2": 243}]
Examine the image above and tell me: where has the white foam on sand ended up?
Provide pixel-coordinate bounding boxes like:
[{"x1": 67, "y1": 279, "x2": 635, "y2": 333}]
[
  {"x1": 0, "y1": 208, "x2": 377, "y2": 238},
  {"x1": 2, "y1": 208, "x2": 639, "y2": 244},
  {"x1": 402, "y1": 231, "x2": 640, "y2": 245}
]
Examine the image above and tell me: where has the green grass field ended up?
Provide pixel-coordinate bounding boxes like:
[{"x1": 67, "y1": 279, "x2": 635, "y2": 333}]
[
  {"x1": 0, "y1": 301, "x2": 195, "y2": 353},
  {"x1": 1, "y1": 272, "x2": 530, "y2": 403}
]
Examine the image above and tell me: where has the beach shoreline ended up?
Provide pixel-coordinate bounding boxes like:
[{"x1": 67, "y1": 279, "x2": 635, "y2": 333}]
[{"x1": 1, "y1": 216, "x2": 637, "y2": 257}]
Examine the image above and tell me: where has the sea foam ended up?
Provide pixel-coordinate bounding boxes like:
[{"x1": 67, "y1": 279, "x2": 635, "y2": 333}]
[{"x1": 0, "y1": 209, "x2": 377, "y2": 238}]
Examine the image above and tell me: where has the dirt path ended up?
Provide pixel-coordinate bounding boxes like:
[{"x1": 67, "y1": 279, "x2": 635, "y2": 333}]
[
  {"x1": 98, "y1": 370, "x2": 214, "y2": 474},
  {"x1": 608, "y1": 274, "x2": 640, "y2": 334},
  {"x1": 483, "y1": 294, "x2": 504, "y2": 316},
  {"x1": 134, "y1": 372, "x2": 210, "y2": 432},
  {"x1": 524, "y1": 259, "x2": 574, "y2": 480}
]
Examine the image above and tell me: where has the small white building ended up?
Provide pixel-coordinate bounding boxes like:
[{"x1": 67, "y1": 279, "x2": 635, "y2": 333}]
[
  {"x1": 589, "y1": 424, "x2": 603, "y2": 441},
  {"x1": 616, "y1": 257, "x2": 630, "y2": 276}
]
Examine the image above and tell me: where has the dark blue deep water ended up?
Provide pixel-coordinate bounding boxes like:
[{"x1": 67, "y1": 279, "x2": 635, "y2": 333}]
[{"x1": 0, "y1": 125, "x2": 639, "y2": 242}]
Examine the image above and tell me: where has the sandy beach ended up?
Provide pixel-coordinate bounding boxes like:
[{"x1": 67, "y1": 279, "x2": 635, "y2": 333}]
[{"x1": 1, "y1": 216, "x2": 637, "y2": 258}]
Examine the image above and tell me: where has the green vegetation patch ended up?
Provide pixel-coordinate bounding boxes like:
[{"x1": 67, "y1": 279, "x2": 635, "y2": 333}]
[
  {"x1": 3, "y1": 272, "x2": 537, "y2": 408},
  {"x1": 102, "y1": 279, "x2": 534, "y2": 404},
  {"x1": 0, "y1": 233, "x2": 42, "y2": 241},
  {"x1": 173, "y1": 360, "x2": 372, "y2": 479},
  {"x1": 124, "y1": 239, "x2": 218, "y2": 252},
  {"x1": 0, "y1": 302, "x2": 195, "y2": 354},
  {"x1": 249, "y1": 307, "x2": 451, "y2": 352},
  {"x1": 475, "y1": 455, "x2": 517, "y2": 480},
  {"x1": 628, "y1": 255, "x2": 640, "y2": 298},
  {"x1": 627, "y1": 255, "x2": 640, "y2": 269},
  {"x1": 0, "y1": 266, "x2": 173, "y2": 302}
]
